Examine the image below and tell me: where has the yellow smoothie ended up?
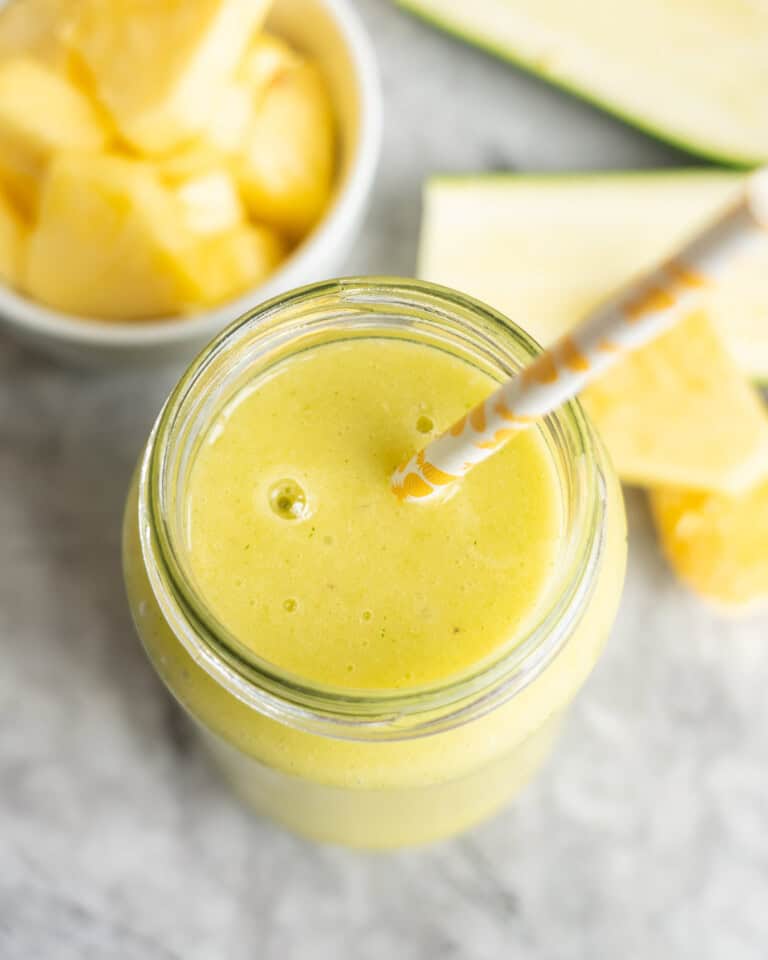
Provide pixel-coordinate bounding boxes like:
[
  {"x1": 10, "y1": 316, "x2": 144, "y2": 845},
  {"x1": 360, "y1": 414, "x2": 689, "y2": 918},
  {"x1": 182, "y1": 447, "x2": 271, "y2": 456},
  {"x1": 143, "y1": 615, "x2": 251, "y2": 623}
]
[
  {"x1": 185, "y1": 339, "x2": 562, "y2": 691},
  {"x1": 123, "y1": 280, "x2": 627, "y2": 848}
]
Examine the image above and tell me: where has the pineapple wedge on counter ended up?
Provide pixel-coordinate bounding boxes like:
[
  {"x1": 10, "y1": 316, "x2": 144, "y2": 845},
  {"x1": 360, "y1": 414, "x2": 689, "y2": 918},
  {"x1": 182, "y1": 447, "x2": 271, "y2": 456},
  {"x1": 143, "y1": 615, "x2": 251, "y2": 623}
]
[
  {"x1": 580, "y1": 312, "x2": 768, "y2": 496},
  {"x1": 651, "y1": 481, "x2": 768, "y2": 612}
]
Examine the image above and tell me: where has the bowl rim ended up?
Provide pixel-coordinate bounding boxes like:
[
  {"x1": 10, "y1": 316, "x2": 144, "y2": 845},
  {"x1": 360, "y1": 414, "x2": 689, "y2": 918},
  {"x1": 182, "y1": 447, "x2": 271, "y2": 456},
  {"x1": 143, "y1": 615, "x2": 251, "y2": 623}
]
[{"x1": 0, "y1": 0, "x2": 382, "y2": 348}]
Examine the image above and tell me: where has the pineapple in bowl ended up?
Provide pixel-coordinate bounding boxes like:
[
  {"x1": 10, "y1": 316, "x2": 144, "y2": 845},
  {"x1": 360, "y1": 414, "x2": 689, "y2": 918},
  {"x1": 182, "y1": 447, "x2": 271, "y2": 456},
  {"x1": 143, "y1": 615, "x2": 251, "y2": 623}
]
[{"x1": 0, "y1": 0, "x2": 380, "y2": 362}]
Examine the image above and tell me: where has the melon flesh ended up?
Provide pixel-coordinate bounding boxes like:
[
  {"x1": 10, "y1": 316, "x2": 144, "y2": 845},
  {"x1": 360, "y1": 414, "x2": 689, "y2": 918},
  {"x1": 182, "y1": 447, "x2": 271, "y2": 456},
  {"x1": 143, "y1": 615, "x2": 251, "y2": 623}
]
[
  {"x1": 419, "y1": 172, "x2": 768, "y2": 381},
  {"x1": 651, "y1": 481, "x2": 768, "y2": 610},
  {"x1": 579, "y1": 312, "x2": 768, "y2": 495},
  {"x1": 398, "y1": 0, "x2": 768, "y2": 164}
]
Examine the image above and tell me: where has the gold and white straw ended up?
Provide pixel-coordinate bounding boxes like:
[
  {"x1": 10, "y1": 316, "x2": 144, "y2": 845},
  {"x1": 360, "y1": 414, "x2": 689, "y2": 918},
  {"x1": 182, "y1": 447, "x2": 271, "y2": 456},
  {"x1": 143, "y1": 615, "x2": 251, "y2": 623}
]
[{"x1": 392, "y1": 168, "x2": 768, "y2": 503}]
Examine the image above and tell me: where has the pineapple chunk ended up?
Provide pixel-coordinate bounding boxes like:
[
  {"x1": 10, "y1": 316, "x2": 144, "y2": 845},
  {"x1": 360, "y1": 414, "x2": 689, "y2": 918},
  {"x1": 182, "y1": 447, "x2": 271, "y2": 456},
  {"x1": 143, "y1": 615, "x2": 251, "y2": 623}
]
[
  {"x1": 0, "y1": 57, "x2": 107, "y2": 213},
  {"x1": 0, "y1": 0, "x2": 75, "y2": 69},
  {"x1": 0, "y1": 188, "x2": 25, "y2": 285},
  {"x1": 174, "y1": 169, "x2": 244, "y2": 235},
  {"x1": 183, "y1": 223, "x2": 285, "y2": 306},
  {"x1": 157, "y1": 142, "x2": 225, "y2": 184},
  {"x1": 206, "y1": 81, "x2": 252, "y2": 154},
  {"x1": 239, "y1": 33, "x2": 301, "y2": 98},
  {"x1": 71, "y1": 0, "x2": 270, "y2": 154},
  {"x1": 24, "y1": 153, "x2": 200, "y2": 319},
  {"x1": 580, "y1": 312, "x2": 768, "y2": 494},
  {"x1": 237, "y1": 62, "x2": 335, "y2": 237},
  {"x1": 651, "y1": 481, "x2": 768, "y2": 610},
  {"x1": 156, "y1": 82, "x2": 251, "y2": 182}
]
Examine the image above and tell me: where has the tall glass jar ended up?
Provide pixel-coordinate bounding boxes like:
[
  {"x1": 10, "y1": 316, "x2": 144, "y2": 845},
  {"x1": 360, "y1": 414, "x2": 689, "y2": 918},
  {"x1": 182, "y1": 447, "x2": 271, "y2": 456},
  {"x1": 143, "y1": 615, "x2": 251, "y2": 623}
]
[{"x1": 123, "y1": 279, "x2": 626, "y2": 849}]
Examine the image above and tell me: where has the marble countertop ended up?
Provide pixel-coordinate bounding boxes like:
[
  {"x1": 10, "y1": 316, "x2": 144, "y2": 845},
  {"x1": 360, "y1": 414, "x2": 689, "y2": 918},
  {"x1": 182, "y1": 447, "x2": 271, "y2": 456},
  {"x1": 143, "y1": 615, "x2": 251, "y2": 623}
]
[{"x1": 3, "y1": 3, "x2": 768, "y2": 958}]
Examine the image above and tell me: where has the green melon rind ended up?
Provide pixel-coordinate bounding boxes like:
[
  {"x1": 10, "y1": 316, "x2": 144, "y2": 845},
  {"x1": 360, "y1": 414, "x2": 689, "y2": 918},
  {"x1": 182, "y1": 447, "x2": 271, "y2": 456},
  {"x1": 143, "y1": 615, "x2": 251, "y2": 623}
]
[{"x1": 397, "y1": 0, "x2": 766, "y2": 168}]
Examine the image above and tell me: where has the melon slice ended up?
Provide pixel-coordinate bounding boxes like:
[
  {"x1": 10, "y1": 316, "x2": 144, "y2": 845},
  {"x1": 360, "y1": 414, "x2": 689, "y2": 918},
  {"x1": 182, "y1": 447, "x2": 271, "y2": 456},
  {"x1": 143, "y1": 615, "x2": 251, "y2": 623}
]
[
  {"x1": 578, "y1": 312, "x2": 768, "y2": 495},
  {"x1": 651, "y1": 481, "x2": 768, "y2": 610},
  {"x1": 419, "y1": 172, "x2": 768, "y2": 381},
  {"x1": 70, "y1": 0, "x2": 270, "y2": 154},
  {"x1": 398, "y1": 0, "x2": 768, "y2": 165}
]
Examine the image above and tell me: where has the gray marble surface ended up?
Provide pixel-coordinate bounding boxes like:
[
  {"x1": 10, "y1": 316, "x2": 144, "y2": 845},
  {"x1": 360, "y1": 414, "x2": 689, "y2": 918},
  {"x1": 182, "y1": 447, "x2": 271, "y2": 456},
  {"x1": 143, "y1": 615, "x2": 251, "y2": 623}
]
[{"x1": 3, "y1": 3, "x2": 768, "y2": 958}]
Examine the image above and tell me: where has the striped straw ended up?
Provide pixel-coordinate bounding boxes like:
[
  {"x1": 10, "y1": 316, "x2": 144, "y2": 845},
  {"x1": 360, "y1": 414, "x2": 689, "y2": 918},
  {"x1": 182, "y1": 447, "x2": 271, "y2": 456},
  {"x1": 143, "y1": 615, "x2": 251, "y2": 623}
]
[{"x1": 392, "y1": 167, "x2": 768, "y2": 503}]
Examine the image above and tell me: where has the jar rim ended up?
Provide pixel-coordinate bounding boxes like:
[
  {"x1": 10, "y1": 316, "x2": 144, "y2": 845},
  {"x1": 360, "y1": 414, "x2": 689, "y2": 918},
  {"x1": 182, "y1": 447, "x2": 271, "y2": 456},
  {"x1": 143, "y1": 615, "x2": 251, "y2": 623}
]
[{"x1": 138, "y1": 277, "x2": 608, "y2": 740}]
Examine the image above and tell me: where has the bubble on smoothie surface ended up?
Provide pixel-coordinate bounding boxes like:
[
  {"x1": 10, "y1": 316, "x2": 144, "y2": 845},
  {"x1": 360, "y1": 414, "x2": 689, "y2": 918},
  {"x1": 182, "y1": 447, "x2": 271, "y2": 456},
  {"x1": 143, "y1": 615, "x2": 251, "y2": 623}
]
[
  {"x1": 416, "y1": 414, "x2": 434, "y2": 434},
  {"x1": 269, "y1": 478, "x2": 310, "y2": 520},
  {"x1": 283, "y1": 598, "x2": 298, "y2": 612}
]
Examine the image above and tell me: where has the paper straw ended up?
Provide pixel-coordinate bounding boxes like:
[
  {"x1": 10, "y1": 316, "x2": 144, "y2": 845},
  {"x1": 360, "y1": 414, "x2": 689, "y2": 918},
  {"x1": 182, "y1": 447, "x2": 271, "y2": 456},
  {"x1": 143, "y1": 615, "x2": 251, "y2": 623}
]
[{"x1": 392, "y1": 167, "x2": 768, "y2": 503}]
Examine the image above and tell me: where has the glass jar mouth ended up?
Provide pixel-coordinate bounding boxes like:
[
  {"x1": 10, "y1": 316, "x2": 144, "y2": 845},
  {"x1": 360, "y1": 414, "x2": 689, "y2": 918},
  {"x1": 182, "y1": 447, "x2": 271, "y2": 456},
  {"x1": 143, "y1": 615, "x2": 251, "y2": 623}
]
[{"x1": 138, "y1": 278, "x2": 607, "y2": 740}]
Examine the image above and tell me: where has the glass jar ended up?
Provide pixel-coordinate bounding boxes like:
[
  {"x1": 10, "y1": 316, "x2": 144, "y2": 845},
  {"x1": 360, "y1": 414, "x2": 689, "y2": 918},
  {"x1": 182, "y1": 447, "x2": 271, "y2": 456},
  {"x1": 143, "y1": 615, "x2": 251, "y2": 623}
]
[{"x1": 123, "y1": 278, "x2": 626, "y2": 849}]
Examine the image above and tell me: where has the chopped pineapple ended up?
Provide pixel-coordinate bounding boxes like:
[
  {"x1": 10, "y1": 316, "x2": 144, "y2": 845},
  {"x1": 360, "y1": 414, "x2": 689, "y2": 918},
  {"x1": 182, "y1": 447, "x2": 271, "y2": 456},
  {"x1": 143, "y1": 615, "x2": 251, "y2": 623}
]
[
  {"x1": 239, "y1": 33, "x2": 301, "y2": 98},
  {"x1": 651, "y1": 480, "x2": 768, "y2": 610},
  {"x1": 0, "y1": 57, "x2": 107, "y2": 213},
  {"x1": 205, "y1": 81, "x2": 252, "y2": 154},
  {"x1": 0, "y1": 187, "x2": 25, "y2": 285},
  {"x1": 580, "y1": 312, "x2": 768, "y2": 494},
  {"x1": 182, "y1": 223, "x2": 285, "y2": 306},
  {"x1": 24, "y1": 153, "x2": 201, "y2": 319},
  {"x1": 156, "y1": 142, "x2": 226, "y2": 184},
  {"x1": 156, "y1": 82, "x2": 251, "y2": 182},
  {"x1": 0, "y1": 0, "x2": 75, "y2": 69},
  {"x1": 237, "y1": 62, "x2": 335, "y2": 237},
  {"x1": 70, "y1": 0, "x2": 270, "y2": 154},
  {"x1": 174, "y1": 169, "x2": 244, "y2": 235},
  {"x1": 0, "y1": 8, "x2": 329, "y2": 320}
]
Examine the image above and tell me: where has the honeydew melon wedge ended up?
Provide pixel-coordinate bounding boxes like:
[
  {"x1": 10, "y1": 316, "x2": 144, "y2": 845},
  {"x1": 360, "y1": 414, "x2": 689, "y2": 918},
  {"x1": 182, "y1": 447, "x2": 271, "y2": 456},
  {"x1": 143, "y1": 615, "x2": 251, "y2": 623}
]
[
  {"x1": 397, "y1": 0, "x2": 768, "y2": 165},
  {"x1": 419, "y1": 171, "x2": 768, "y2": 381},
  {"x1": 419, "y1": 171, "x2": 768, "y2": 493}
]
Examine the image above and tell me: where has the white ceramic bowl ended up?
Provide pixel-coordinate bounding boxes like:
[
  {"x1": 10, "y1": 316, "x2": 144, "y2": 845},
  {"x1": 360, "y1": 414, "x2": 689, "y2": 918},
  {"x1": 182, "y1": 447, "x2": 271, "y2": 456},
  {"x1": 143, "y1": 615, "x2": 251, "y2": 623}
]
[{"x1": 0, "y1": 0, "x2": 381, "y2": 366}]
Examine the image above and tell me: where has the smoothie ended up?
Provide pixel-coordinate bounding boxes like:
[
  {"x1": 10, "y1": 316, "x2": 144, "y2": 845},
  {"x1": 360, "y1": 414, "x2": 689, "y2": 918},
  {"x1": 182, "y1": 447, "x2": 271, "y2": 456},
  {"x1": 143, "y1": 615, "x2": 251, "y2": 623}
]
[
  {"x1": 185, "y1": 339, "x2": 562, "y2": 691},
  {"x1": 123, "y1": 280, "x2": 627, "y2": 848}
]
